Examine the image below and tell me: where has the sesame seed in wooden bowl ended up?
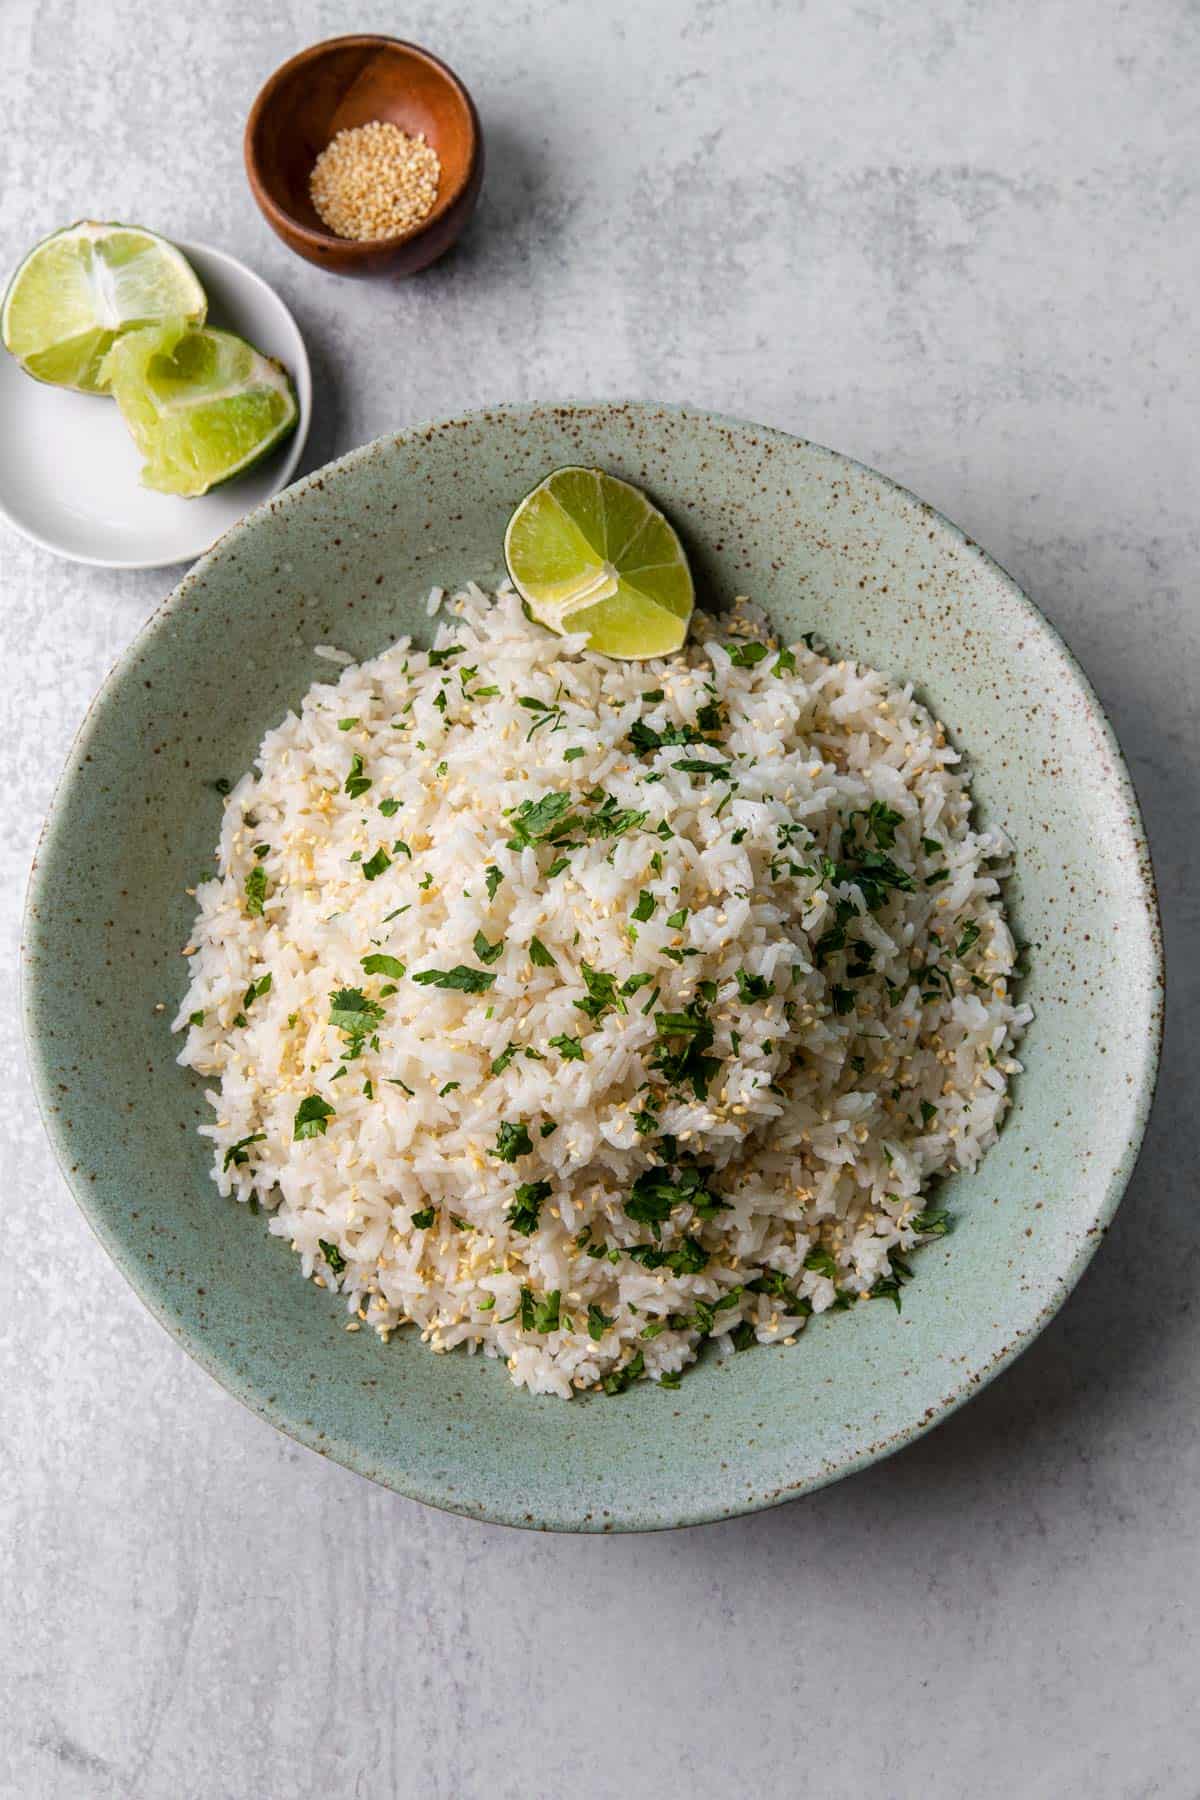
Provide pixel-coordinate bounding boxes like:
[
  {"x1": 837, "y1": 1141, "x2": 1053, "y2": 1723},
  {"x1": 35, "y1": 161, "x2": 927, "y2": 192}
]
[{"x1": 244, "y1": 35, "x2": 483, "y2": 278}]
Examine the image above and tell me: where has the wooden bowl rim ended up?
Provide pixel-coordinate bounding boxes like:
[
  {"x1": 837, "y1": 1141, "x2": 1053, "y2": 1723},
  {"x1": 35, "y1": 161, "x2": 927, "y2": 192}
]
[{"x1": 244, "y1": 33, "x2": 481, "y2": 257}]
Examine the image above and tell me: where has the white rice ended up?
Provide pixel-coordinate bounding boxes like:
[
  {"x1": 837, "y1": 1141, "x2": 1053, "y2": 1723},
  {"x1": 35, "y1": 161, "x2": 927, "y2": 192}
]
[{"x1": 174, "y1": 584, "x2": 1030, "y2": 1397}]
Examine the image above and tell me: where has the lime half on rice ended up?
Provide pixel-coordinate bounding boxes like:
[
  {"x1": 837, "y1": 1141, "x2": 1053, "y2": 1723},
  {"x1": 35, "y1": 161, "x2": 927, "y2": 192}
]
[
  {"x1": 504, "y1": 466, "x2": 695, "y2": 658},
  {"x1": 1, "y1": 221, "x2": 207, "y2": 393},
  {"x1": 101, "y1": 319, "x2": 298, "y2": 498}
]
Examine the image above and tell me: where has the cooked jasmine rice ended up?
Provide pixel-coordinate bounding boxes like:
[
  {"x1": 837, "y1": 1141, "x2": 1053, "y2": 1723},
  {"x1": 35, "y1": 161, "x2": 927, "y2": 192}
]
[{"x1": 175, "y1": 584, "x2": 1030, "y2": 1397}]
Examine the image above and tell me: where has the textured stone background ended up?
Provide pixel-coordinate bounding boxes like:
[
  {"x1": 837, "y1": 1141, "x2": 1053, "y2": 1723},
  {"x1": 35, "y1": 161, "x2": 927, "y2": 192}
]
[{"x1": 2, "y1": 2, "x2": 1196, "y2": 1795}]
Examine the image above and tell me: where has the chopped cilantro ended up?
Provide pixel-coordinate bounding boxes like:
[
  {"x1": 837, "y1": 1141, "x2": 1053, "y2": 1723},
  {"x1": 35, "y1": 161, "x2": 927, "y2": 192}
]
[
  {"x1": 582, "y1": 793, "x2": 649, "y2": 841},
  {"x1": 650, "y1": 1000, "x2": 720, "y2": 1100},
  {"x1": 748, "y1": 1270, "x2": 811, "y2": 1315},
  {"x1": 328, "y1": 989, "x2": 384, "y2": 1051},
  {"x1": 337, "y1": 717, "x2": 359, "y2": 731},
  {"x1": 673, "y1": 757, "x2": 733, "y2": 779},
  {"x1": 188, "y1": 1009, "x2": 205, "y2": 1027},
  {"x1": 521, "y1": 1286, "x2": 560, "y2": 1333},
  {"x1": 921, "y1": 836, "x2": 942, "y2": 855},
  {"x1": 869, "y1": 1253, "x2": 915, "y2": 1313},
  {"x1": 378, "y1": 797, "x2": 400, "y2": 817},
  {"x1": 222, "y1": 1131, "x2": 265, "y2": 1172},
  {"x1": 493, "y1": 1120, "x2": 533, "y2": 1162},
  {"x1": 803, "y1": 1246, "x2": 838, "y2": 1279},
  {"x1": 293, "y1": 1095, "x2": 335, "y2": 1140},
  {"x1": 628, "y1": 1237, "x2": 708, "y2": 1276},
  {"x1": 575, "y1": 962, "x2": 626, "y2": 1023},
  {"x1": 439, "y1": 1081, "x2": 460, "y2": 1097},
  {"x1": 587, "y1": 1303, "x2": 615, "y2": 1341},
  {"x1": 411, "y1": 1206, "x2": 435, "y2": 1229},
  {"x1": 912, "y1": 1208, "x2": 952, "y2": 1236},
  {"x1": 773, "y1": 646, "x2": 797, "y2": 675},
  {"x1": 361, "y1": 847, "x2": 391, "y2": 881},
  {"x1": 956, "y1": 921, "x2": 982, "y2": 958},
  {"x1": 920, "y1": 1099, "x2": 938, "y2": 1126},
  {"x1": 837, "y1": 850, "x2": 916, "y2": 911},
  {"x1": 629, "y1": 717, "x2": 705, "y2": 754},
  {"x1": 632, "y1": 890, "x2": 656, "y2": 923},
  {"x1": 666, "y1": 906, "x2": 688, "y2": 930},
  {"x1": 473, "y1": 930, "x2": 504, "y2": 966},
  {"x1": 602, "y1": 1350, "x2": 644, "y2": 1394},
  {"x1": 505, "y1": 791, "x2": 575, "y2": 850},
  {"x1": 507, "y1": 1179, "x2": 552, "y2": 1234},
  {"x1": 412, "y1": 965, "x2": 496, "y2": 993},
  {"x1": 244, "y1": 864, "x2": 268, "y2": 916},
  {"x1": 490, "y1": 1044, "x2": 518, "y2": 1076},
  {"x1": 344, "y1": 753, "x2": 371, "y2": 799},
  {"x1": 528, "y1": 936, "x2": 556, "y2": 968},
  {"x1": 830, "y1": 985, "x2": 855, "y2": 1016},
  {"x1": 549, "y1": 1033, "x2": 584, "y2": 1061},
  {"x1": 735, "y1": 968, "x2": 773, "y2": 1002},
  {"x1": 318, "y1": 1238, "x2": 345, "y2": 1275},
  {"x1": 563, "y1": 746, "x2": 585, "y2": 762},
  {"x1": 361, "y1": 953, "x2": 405, "y2": 979},
  {"x1": 625, "y1": 1160, "x2": 723, "y2": 1236},
  {"x1": 727, "y1": 640, "x2": 769, "y2": 667},
  {"x1": 427, "y1": 645, "x2": 462, "y2": 667},
  {"x1": 485, "y1": 865, "x2": 504, "y2": 900},
  {"x1": 866, "y1": 800, "x2": 903, "y2": 848},
  {"x1": 241, "y1": 974, "x2": 272, "y2": 1009}
]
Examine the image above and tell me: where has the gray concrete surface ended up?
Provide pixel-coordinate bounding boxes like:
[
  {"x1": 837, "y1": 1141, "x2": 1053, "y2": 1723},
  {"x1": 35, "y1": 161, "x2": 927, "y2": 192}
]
[{"x1": 2, "y1": 2, "x2": 1196, "y2": 1795}]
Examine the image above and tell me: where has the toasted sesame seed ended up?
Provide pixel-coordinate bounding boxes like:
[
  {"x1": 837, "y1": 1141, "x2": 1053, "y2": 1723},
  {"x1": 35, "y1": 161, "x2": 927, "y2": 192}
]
[{"x1": 310, "y1": 121, "x2": 441, "y2": 242}]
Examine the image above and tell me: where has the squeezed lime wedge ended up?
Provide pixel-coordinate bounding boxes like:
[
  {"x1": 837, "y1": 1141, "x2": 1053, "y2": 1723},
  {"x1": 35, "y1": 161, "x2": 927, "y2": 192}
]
[
  {"x1": 1, "y1": 222, "x2": 206, "y2": 393},
  {"x1": 504, "y1": 466, "x2": 694, "y2": 658},
  {"x1": 101, "y1": 320, "x2": 298, "y2": 498}
]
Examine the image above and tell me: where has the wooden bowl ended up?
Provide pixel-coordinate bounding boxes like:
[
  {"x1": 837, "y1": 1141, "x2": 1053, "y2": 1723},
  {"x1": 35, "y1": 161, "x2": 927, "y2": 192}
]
[{"x1": 244, "y1": 35, "x2": 483, "y2": 277}]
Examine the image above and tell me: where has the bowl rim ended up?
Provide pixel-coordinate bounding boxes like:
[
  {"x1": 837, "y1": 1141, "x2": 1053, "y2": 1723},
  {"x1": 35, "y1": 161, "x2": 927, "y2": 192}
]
[
  {"x1": 21, "y1": 401, "x2": 1165, "y2": 1530},
  {"x1": 244, "y1": 33, "x2": 482, "y2": 256}
]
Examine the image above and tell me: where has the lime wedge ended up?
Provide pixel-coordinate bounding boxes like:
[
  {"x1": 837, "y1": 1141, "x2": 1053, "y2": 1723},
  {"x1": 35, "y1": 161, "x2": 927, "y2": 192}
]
[
  {"x1": 101, "y1": 320, "x2": 298, "y2": 498},
  {"x1": 504, "y1": 466, "x2": 694, "y2": 658},
  {"x1": 1, "y1": 222, "x2": 206, "y2": 393}
]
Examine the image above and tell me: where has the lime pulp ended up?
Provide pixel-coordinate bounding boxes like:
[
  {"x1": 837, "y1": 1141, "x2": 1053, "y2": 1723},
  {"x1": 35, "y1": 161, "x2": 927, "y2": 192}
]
[
  {"x1": 1, "y1": 222, "x2": 206, "y2": 394},
  {"x1": 503, "y1": 466, "x2": 695, "y2": 659},
  {"x1": 100, "y1": 319, "x2": 298, "y2": 498}
]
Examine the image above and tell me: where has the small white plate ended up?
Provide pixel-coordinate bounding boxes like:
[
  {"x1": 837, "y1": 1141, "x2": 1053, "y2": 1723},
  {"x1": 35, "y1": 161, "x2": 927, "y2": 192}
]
[{"x1": 0, "y1": 240, "x2": 311, "y2": 569}]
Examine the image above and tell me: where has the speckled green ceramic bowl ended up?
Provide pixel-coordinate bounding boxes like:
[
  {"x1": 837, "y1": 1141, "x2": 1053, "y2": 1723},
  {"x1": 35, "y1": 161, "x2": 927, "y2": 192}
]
[{"x1": 22, "y1": 404, "x2": 1162, "y2": 1531}]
